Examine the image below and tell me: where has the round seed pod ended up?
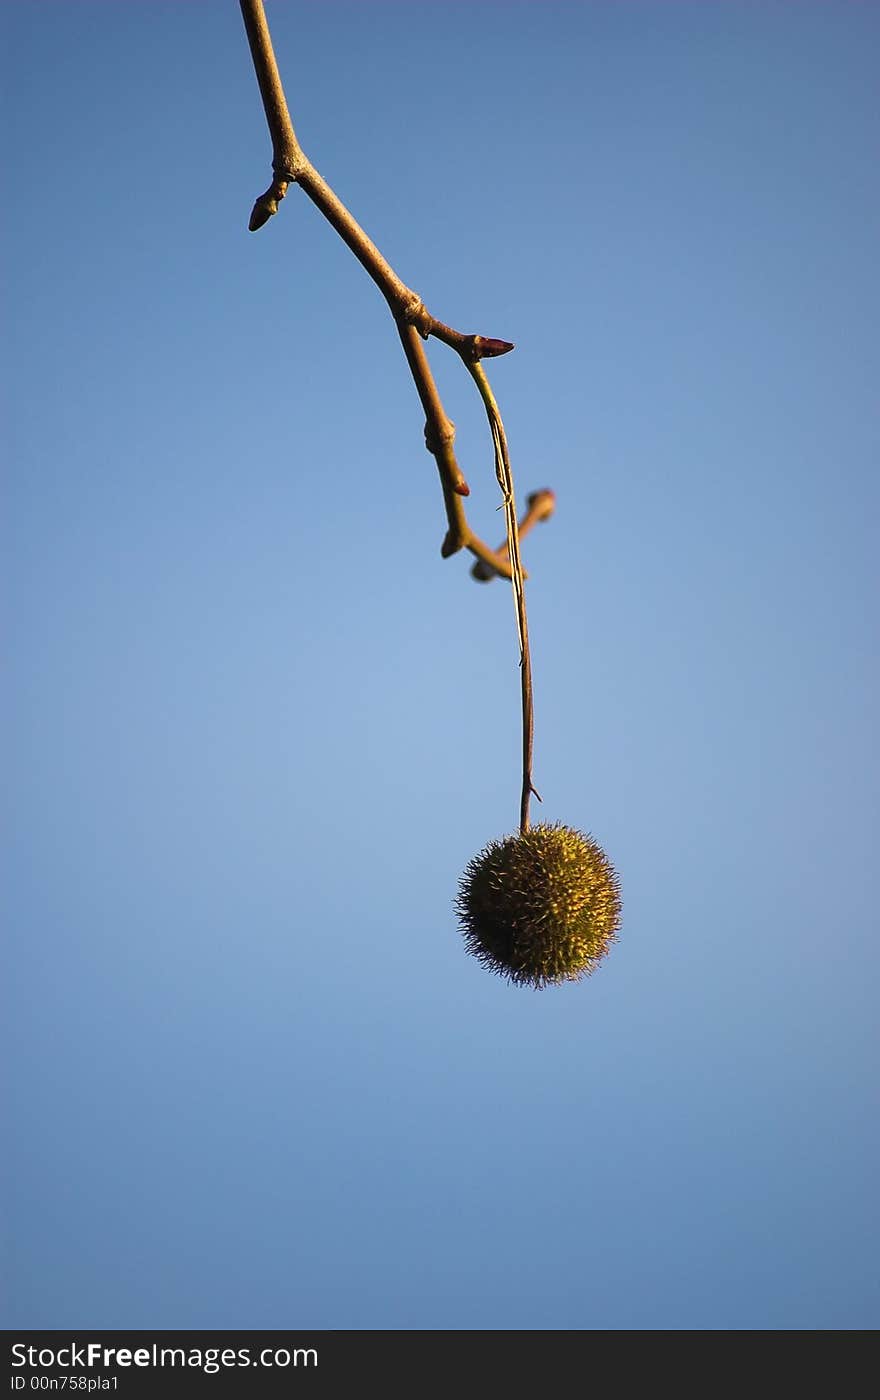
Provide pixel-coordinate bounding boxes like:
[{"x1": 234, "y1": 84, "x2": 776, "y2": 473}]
[{"x1": 457, "y1": 823, "x2": 621, "y2": 988}]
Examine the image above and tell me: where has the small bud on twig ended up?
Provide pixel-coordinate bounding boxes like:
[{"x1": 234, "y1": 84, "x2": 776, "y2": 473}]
[
  {"x1": 248, "y1": 179, "x2": 289, "y2": 231},
  {"x1": 249, "y1": 197, "x2": 277, "y2": 230},
  {"x1": 526, "y1": 488, "x2": 556, "y2": 522},
  {"x1": 472, "y1": 336, "x2": 515, "y2": 361}
]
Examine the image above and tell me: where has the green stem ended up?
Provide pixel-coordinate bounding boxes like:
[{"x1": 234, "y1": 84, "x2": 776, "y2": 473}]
[{"x1": 468, "y1": 363, "x2": 540, "y2": 832}]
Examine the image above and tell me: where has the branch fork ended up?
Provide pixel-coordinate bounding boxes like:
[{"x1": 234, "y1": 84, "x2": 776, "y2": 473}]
[{"x1": 239, "y1": 0, "x2": 553, "y2": 829}]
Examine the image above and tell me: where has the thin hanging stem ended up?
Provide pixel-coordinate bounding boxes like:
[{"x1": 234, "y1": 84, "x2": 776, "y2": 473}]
[
  {"x1": 240, "y1": 0, "x2": 552, "y2": 832},
  {"x1": 468, "y1": 363, "x2": 542, "y2": 833}
]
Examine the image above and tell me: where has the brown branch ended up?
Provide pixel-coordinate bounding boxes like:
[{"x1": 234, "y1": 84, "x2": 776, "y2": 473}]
[
  {"x1": 396, "y1": 321, "x2": 468, "y2": 500},
  {"x1": 239, "y1": 0, "x2": 556, "y2": 831},
  {"x1": 238, "y1": 0, "x2": 552, "y2": 582},
  {"x1": 239, "y1": 0, "x2": 301, "y2": 227}
]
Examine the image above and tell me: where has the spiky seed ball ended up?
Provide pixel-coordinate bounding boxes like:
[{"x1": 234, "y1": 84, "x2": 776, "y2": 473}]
[{"x1": 456, "y1": 822, "x2": 621, "y2": 988}]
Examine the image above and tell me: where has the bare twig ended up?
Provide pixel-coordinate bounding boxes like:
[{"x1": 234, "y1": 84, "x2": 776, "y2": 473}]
[
  {"x1": 239, "y1": 0, "x2": 553, "y2": 827},
  {"x1": 238, "y1": 0, "x2": 553, "y2": 582}
]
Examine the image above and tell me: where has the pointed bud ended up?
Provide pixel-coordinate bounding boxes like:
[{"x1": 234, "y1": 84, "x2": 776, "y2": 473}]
[
  {"x1": 472, "y1": 336, "x2": 515, "y2": 360},
  {"x1": 248, "y1": 195, "x2": 278, "y2": 231},
  {"x1": 526, "y1": 489, "x2": 556, "y2": 521},
  {"x1": 471, "y1": 558, "x2": 499, "y2": 582}
]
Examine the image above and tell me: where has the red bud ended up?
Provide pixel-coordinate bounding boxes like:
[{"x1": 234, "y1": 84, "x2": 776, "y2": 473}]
[{"x1": 473, "y1": 336, "x2": 515, "y2": 360}]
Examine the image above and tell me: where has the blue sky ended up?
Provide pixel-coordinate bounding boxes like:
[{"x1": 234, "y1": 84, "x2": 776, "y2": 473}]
[{"x1": 4, "y1": 1, "x2": 878, "y2": 1330}]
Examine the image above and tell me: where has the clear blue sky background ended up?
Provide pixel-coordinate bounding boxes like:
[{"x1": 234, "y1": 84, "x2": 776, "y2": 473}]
[{"x1": 4, "y1": 1, "x2": 878, "y2": 1331}]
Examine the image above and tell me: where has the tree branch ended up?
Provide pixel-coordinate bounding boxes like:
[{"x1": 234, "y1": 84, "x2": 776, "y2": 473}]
[
  {"x1": 238, "y1": 0, "x2": 553, "y2": 581},
  {"x1": 239, "y1": 0, "x2": 554, "y2": 829}
]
